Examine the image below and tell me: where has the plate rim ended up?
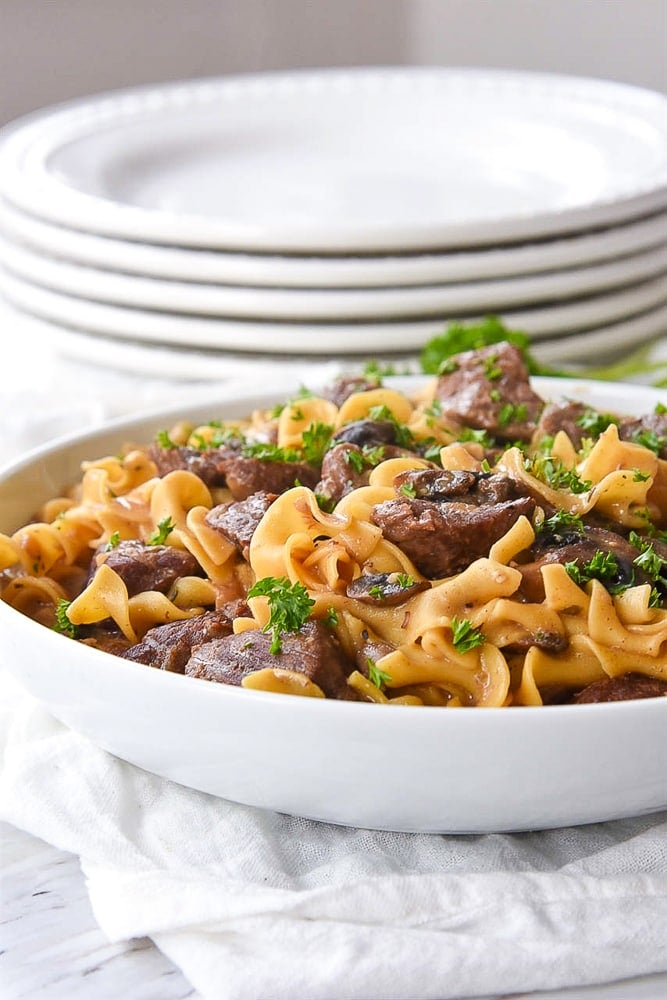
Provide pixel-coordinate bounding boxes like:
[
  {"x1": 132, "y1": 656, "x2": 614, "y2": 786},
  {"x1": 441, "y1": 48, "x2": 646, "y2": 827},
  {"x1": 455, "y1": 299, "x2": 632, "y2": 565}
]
[{"x1": 2, "y1": 67, "x2": 667, "y2": 252}]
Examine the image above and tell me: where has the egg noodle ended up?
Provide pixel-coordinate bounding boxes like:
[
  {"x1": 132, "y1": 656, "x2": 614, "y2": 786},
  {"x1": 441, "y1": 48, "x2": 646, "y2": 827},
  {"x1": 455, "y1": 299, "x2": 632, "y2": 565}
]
[{"x1": 1, "y1": 371, "x2": 665, "y2": 707}]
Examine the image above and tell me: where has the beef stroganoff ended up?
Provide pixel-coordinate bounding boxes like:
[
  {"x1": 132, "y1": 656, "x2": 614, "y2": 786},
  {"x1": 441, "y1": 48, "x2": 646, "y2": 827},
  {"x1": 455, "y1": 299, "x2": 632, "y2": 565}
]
[{"x1": 1, "y1": 342, "x2": 665, "y2": 707}]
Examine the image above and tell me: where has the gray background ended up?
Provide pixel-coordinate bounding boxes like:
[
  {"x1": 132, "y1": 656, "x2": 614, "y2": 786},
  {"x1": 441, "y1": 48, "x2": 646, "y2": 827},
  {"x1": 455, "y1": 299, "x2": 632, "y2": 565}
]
[{"x1": 1, "y1": 0, "x2": 665, "y2": 126}]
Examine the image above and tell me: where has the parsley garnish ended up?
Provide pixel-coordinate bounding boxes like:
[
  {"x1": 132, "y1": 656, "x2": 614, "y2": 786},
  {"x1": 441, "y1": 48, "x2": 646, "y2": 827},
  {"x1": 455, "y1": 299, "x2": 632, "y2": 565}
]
[
  {"x1": 395, "y1": 573, "x2": 415, "y2": 589},
  {"x1": 105, "y1": 531, "x2": 121, "y2": 550},
  {"x1": 629, "y1": 532, "x2": 666, "y2": 583},
  {"x1": 247, "y1": 576, "x2": 315, "y2": 655},
  {"x1": 633, "y1": 428, "x2": 666, "y2": 455},
  {"x1": 575, "y1": 409, "x2": 619, "y2": 436},
  {"x1": 538, "y1": 510, "x2": 584, "y2": 535},
  {"x1": 300, "y1": 422, "x2": 334, "y2": 464},
  {"x1": 450, "y1": 616, "x2": 485, "y2": 653},
  {"x1": 242, "y1": 442, "x2": 302, "y2": 463},
  {"x1": 324, "y1": 606, "x2": 339, "y2": 627},
  {"x1": 147, "y1": 517, "x2": 175, "y2": 546},
  {"x1": 565, "y1": 550, "x2": 633, "y2": 594},
  {"x1": 53, "y1": 599, "x2": 79, "y2": 638},
  {"x1": 525, "y1": 455, "x2": 592, "y2": 494},
  {"x1": 155, "y1": 429, "x2": 176, "y2": 449},
  {"x1": 367, "y1": 658, "x2": 392, "y2": 689},
  {"x1": 399, "y1": 482, "x2": 417, "y2": 498},
  {"x1": 498, "y1": 402, "x2": 528, "y2": 428},
  {"x1": 366, "y1": 405, "x2": 416, "y2": 449}
]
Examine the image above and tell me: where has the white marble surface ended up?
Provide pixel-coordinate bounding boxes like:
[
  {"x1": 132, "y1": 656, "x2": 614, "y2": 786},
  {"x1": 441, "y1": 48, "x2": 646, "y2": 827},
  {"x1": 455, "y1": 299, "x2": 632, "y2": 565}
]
[{"x1": 0, "y1": 822, "x2": 197, "y2": 999}]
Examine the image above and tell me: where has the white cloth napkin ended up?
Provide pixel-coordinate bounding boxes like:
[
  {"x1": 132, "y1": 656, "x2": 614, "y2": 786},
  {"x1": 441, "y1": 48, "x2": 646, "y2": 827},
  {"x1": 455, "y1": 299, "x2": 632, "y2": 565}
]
[{"x1": 1, "y1": 681, "x2": 667, "y2": 1000}]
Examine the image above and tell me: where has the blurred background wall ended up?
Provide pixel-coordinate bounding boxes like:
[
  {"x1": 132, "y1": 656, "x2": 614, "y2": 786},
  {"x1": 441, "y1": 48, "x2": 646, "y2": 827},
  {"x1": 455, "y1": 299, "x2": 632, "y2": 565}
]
[{"x1": 1, "y1": 0, "x2": 665, "y2": 125}]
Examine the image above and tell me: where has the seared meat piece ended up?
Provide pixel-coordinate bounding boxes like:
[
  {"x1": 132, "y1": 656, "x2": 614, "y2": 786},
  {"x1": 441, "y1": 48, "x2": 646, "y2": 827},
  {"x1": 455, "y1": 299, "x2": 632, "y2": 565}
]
[
  {"x1": 205, "y1": 491, "x2": 277, "y2": 560},
  {"x1": 332, "y1": 419, "x2": 400, "y2": 449},
  {"x1": 322, "y1": 375, "x2": 381, "y2": 407},
  {"x1": 91, "y1": 540, "x2": 200, "y2": 597},
  {"x1": 122, "y1": 610, "x2": 235, "y2": 673},
  {"x1": 222, "y1": 454, "x2": 319, "y2": 500},
  {"x1": 434, "y1": 341, "x2": 543, "y2": 442},
  {"x1": 316, "y1": 443, "x2": 373, "y2": 501},
  {"x1": 571, "y1": 673, "x2": 667, "y2": 704},
  {"x1": 618, "y1": 411, "x2": 667, "y2": 458},
  {"x1": 346, "y1": 572, "x2": 429, "y2": 605},
  {"x1": 372, "y1": 495, "x2": 534, "y2": 578},
  {"x1": 80, "y1": 622, "x2": 133, "y2": 656},
  {"x1": 315, "y1": 442, "x2": 411, "y2": 503},
  {"x1": 534, "y1": 400, "x2": 589, "y2": 451},
  {"x1": 185, "y1": 620, "x2": 359, "y2": 700},
  {"x1": 517, "y1": 524, "x2": 653, "y2": 603},
  {"x1": 150, "y1": 444, "x2": 238, "y2": 488},
  {"x1": 355, "y1": 638, "x2": 394, "y2": 674}
]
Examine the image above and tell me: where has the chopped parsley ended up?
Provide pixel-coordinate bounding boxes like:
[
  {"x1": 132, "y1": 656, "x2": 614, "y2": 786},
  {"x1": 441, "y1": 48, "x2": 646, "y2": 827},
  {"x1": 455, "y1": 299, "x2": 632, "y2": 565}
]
[
  {"x1": 524, "y1": 454, "x2": 592, "y2": 494},
  {"x1": 367, "y1": 658, "x2": 392, "y2": 689},
  {"x1": 300, "y1": 422, "x2": 334, "y2": 464},
  {"x1": 450, "y1": 616, "x2": 485, "y2": 653},
  {"x1": 105, "y1": 531, "x2": 121, "y2": 550},
  {"x1": 324, "y1": 606, "x2": 339, "y2": 627},
  {"x1": 633, "y1": 428, "x2": 666, "y2": 455},
  {"x1": 565, "y1": 550, "x2": 633, "y2": 595},
  {"x1": 367, "y1": 405, "x2": 416, "y2": 449},
  {"x1": 537, "y1": 510, "x2": 584, "y2": 536},
  {"x1": 147, "y1": 516, "x2": 176, "y2": 546},
  {"x1": 395, "y1": 573, "x2": 415, "y2": 589},
  {"x1": 247, "y1": 576, "x2": 315, "y2": 655},
  {"x1": 53, "y1": 599, "x2": 79, "y2": 639},
  {"x1": 629, "y1": 532, "x2": 667, "y2": 583},
  {"x1": 497, "y1": 402, "x2": 528, "y2": 428},
  {"x1": 483, "y1": 354, "x2": 503, "y2": 381},
  {"x1": 155, "y1": 429, "x2": 177, "y2": 449},
  {"x1": 575, "y1": 408, "x2": 619, "y2": 436},
  {"x1": 398, "y1": 481, "x2": 417, "y2": 498},
  {"x1": 242, "y1": 442, "x2": 302, "y2": 463}
]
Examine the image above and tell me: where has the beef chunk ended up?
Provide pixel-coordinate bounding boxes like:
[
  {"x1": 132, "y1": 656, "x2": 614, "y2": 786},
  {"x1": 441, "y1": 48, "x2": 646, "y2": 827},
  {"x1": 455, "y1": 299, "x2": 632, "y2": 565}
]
[
  {"x1": 122, "y1": 610, "x2": 235, "y2": 673},
  {"x1": 91, "y1": 540, "x2": 200, "y2": 597},
  {"x1": 571, "y1": 673, "x2": 667, "y2": 704},
  {"x1": 332, "y1": 419, "x2": 400, "y2": 449},
  {"x1": 80, "y1": 622, "x2": 133, "y2": 656},
  {"x1": 185, "y1": 620, "x2": 359, "y2": 700},
  {"x1": 372, "y1": 495, "x2": 534, "y2": 578},
  {"x1": 322, "y1": 375, "x2": 381, "y2": 407},
  {"x1": 315, "y1": 442, "x2": 411, "y2": 503},
  {"x1": 434, "y1": 341, "x2": 543, "y2": 442},
  {"x1": 618, "y1": 412, "x2": 667, "y2": 458},
  {"x1": 205, "y1": 491, "x2": 277, "y2": 560},
  {"x1": 316, "y1": 443, "x2": 372, "y2": 501},
  {"x1": 517, "y1": 523, "x2": 653, "y2": 603},
  {"x1": 150, "y1": 444, "x2": 238, "y2": 488},
  {"x1": 222, "y1": 454, "x2": 320, "y2": 500},
  {"x1": 534, "y1": 401, "x2": 590, "y2": 451},
  {"x1": 346, "y1": 572, "x2": 429, "y2": 605}
]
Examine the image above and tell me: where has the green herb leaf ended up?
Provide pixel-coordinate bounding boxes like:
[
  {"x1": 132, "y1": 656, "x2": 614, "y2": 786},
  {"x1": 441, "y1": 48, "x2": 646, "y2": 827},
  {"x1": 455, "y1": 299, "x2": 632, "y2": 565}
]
[
  {"x1": 155, "y1": 429, "x2": 177, "y2": 449},
  {"x1": 147, "y1": 516, "x2": 176, "y2": 546},
  {"x1": 367, "y1": 658, "x2": 392, "y2": 689},
  {"x1": 53, "y1": 599, "x2": 79, "y2": 638},
  {"x1": 105, "y1": 531, "x2": 121, "y2": 550},
  {"x1": 247, "y1": 576, "x2": 315, "y2": 655},
  {"x1": 450, "y1": 616, "x2": 485, "y2": 653}
]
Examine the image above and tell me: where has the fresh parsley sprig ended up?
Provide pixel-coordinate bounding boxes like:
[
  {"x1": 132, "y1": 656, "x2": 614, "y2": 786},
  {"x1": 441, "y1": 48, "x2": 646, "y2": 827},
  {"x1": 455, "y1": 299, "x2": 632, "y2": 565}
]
[
  {"x1": 247, "y1": 576, "x2": 315, "y2": 655},
  {"x1": 450, "y1": 616, "x2": 485, "y2": 653}
]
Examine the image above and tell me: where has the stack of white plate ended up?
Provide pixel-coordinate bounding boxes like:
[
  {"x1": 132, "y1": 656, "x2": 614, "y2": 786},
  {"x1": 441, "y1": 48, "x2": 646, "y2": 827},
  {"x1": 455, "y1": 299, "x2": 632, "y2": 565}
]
[{"x1": 1, "y1": 67, "x2": 666, "y2": 379}]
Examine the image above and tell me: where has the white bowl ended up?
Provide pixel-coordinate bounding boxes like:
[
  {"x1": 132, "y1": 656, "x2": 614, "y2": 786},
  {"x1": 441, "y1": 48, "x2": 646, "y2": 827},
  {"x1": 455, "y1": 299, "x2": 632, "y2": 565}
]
[{"x1": 1, "y1": 377, "x2": 666, "y2": 833}]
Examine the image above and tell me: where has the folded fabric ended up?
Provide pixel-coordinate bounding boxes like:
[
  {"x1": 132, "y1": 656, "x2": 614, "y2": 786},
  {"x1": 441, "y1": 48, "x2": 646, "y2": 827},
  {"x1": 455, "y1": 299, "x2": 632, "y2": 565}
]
[{"x1": 1, "y1": 683, "x2": 666, "y2": 1000}]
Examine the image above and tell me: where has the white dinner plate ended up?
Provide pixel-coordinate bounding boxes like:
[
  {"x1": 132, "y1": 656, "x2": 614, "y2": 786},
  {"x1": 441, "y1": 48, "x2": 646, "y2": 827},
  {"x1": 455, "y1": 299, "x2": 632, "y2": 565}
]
[
  {"x1": 1, "y1": 69, "x2": 667, "y2": 252},
  {"x1": 3, "y1": 300, "x2": 665, "y2": 385},
  {"x1": 2, "y1": 237, "x2": 666, "y2": 321},
  {"x1": 3, "y1": 199, "x2": 667, "y2": 289},
  {"x1": 2, "y1": 265, "x2": 667, "y2": 354},
  {"x1": 1, "y1": 376, "x2": 665, "y2": 833}
]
